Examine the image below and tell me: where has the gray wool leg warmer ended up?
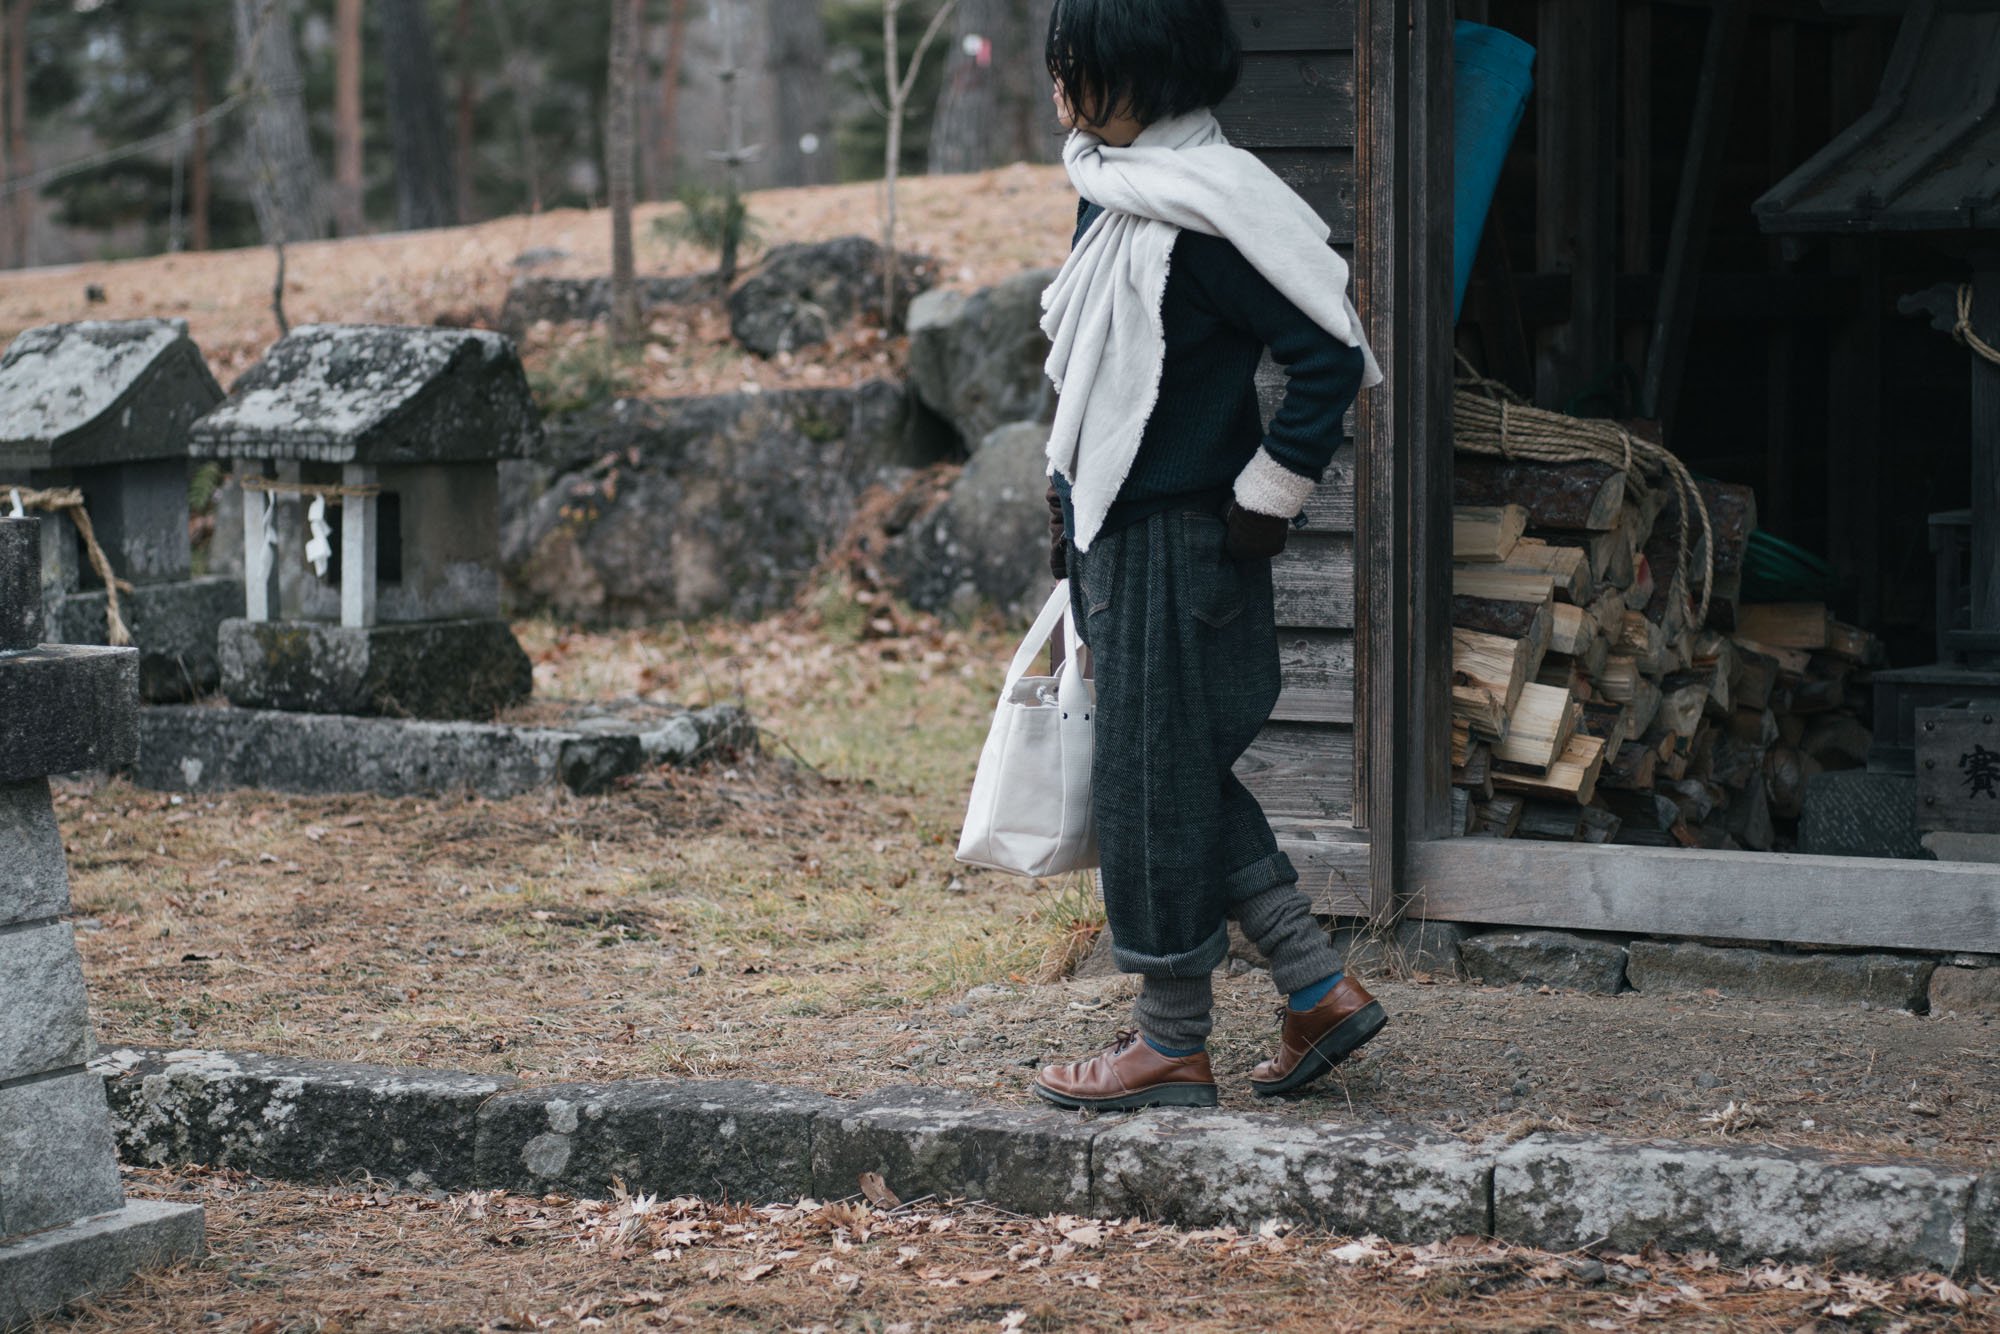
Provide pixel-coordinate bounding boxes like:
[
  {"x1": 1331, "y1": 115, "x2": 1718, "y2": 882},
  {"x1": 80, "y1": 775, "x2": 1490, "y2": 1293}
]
[
  {"x1": 1233, "y1": 883, "x2": 1345, "y2": 995},
  {"x1": 1132, "y1": 973, "x2": 1215, "y2": 1052}
]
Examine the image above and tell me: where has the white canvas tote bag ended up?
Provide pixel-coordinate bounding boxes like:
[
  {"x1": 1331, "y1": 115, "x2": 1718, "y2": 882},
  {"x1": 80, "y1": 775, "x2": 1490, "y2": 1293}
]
[{"x1": 954, "y1": 579, "x2": 1098, "y2": 877}]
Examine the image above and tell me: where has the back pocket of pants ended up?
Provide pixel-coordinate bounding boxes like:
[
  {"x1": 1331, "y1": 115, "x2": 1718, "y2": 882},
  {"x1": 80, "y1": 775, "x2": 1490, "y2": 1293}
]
[{"x1": 1180, "y1": 513, "x2": 1244, "y2": 628}]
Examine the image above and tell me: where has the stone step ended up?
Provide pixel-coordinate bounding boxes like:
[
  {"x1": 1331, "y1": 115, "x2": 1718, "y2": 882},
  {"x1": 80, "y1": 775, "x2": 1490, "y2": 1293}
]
[
  {"x1": 0, "y1": 644, "x2": 137, "y2": 783},
  {"x1": 0, "y1": 1198, "x2": 205, "y2": 1330}
]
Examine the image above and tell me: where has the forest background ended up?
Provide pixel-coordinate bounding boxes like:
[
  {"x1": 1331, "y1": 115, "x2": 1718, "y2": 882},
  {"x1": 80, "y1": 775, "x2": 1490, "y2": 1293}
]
[{"x1": 0, "y1": 0, "x2": 1064, "y2": 269}]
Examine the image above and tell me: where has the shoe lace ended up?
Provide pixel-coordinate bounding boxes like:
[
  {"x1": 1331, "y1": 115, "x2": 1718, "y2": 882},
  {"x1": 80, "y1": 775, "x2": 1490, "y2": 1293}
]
[{"x1": 1108, "y1": 1028, "x2": 1140, "y2": 1054}]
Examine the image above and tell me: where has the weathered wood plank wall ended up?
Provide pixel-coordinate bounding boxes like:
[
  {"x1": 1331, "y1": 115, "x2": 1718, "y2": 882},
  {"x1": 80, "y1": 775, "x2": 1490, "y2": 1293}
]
[{"x1": 1219, "y1": 0, "x2": 1371, "y2": 908}]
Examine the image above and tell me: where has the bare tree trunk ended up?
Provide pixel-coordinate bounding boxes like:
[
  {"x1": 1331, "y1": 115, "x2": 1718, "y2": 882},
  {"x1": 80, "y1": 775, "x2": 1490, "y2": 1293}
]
[
  {"x1": 192, "y1": 18, "x2": 214, "y2": 250},
  {"x1": 656, "y1": 0, "x2": 688, "y2": 198},
  {"x1": 333, "y1": 0, "x2": 365, "y2": 235},
  {"x1": 379, "y1": 0, "x2": 457, "y2": 230},
  {"x1": 882, "y1": 0, "x2": 955, "y2": 327},
  {"x1": 608, "y1": 0, "x2": 641, "y2": 344},
  {"x1": 454, "y1": 0, "x2": 476, "y2": 222},
  {"x1": 928, "y1": 0, "x2": 1017, "y2": 174},
  {"x1": 0, "y1": 7, "x2": 13, "y2": 269},
  {"x1": 7, "y1": 0, "x2": 31, "y2": 268},
  {"x1": 233, "y1": 0, "x2": 328, "y2": 245},
  {"x1": 768, "y1": 0, "x2": 832, "y2": 187},
  {"x1": 1019, "y1": 0, "x2": 1061, "y2": 163}
]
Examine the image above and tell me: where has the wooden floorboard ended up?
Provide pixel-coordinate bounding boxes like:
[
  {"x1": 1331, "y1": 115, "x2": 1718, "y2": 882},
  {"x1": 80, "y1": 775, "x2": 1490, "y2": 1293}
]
[{"x1": 1401, "y1": 839, "x2": 2000, "y2": 953}]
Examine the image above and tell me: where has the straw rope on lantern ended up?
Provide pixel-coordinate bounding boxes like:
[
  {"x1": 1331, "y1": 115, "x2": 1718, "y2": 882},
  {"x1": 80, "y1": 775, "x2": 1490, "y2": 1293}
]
[
  {"x1": 1953, "y1": 283, "x2": 2000, "y2": 368},
  {"x1": 5, "y1": 485, "x2": 133, "y2": 646},
  {"x1": 1451, "y1": 354, "x2": 1716, "y2": 631}
]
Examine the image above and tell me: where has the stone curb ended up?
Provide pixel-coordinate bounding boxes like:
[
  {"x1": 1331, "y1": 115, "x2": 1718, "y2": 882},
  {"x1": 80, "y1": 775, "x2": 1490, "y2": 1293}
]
[{"x1": 94, "y1": 1047, "x2": 2000, "y2": 1277}]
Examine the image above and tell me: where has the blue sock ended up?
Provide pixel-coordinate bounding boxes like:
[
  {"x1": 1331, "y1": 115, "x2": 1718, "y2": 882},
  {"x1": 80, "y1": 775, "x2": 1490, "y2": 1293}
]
[
  {"x1": 1142, "y1": 1035, "x2": 1205, "y2": 1058},
  {"x1": 1289, "y1": 972, "x2": 1344, "y2": 1012}
]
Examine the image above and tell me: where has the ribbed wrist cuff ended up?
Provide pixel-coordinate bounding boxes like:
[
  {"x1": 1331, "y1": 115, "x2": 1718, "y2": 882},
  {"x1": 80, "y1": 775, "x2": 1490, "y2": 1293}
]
[{"x1": 1232, "y1": 446, "x2": 1318, "y2": 519}]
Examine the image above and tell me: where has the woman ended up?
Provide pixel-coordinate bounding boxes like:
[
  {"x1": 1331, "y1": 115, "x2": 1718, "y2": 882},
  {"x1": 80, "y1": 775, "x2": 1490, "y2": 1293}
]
[{"x1": 1030, "y1": 0, "x2": 1388, "y2": 1111}]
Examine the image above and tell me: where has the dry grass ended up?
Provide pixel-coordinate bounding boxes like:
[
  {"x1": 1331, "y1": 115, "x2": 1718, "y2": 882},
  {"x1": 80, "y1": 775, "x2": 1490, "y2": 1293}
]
[{"x1": 45, "y1": 1167, "x2": 1989, "y2": 1332}]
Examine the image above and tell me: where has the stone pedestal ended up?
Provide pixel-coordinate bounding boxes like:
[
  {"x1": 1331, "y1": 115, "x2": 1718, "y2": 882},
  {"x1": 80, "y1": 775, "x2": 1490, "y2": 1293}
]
[
  {"x1": 0, "y1": 319, "x2": 235, "y2": 703},
  {"x1": 189, "y1": 325, "x2": 540, "y2": 721},
  {"x1": 0, "y1": 515, "x2": 202, "y2": 1329}
]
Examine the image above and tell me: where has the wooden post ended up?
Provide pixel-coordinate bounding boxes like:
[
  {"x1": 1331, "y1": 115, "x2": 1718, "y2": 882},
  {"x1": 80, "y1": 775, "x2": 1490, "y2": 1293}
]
[
  {"x1": 1640, "y1": 0, "x2": 1748, "y2": 424},
  {"x1": 1357, "y1": 0, "x2": 1454, "y2": 921},
  {"x1": 240, "y1": 461, "x2": 279, "y2": 622},
  {"x1": 1534, "y1": 0, "x2": 1615, "y2": 411},
  {"x1": 340, "y1": 464, "x2": 378, "y2": 629},
  {"x1": 1970, "y1": 265, "x2": 2000, "y2": 665}
]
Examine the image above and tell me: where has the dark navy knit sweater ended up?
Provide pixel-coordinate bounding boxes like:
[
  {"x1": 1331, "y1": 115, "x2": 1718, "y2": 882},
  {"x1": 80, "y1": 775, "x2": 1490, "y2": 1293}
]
[{"x1": 1053, "y1": 194, "x2": 1367, "y2": 542}]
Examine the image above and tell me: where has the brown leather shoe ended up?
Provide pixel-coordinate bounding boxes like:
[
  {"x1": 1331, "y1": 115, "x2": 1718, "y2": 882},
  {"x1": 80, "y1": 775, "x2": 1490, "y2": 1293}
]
[
  {"x1": 1249, "y1": 976, "x2": 1388, "y2": 1097},
  {"x1": 1031, "y1": 1030, "x2": 1219, "y2": 1111}
]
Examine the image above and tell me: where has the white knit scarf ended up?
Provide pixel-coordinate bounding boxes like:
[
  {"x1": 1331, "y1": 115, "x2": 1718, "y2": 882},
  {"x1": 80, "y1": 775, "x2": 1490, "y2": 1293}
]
[{"x1": 1038, "y1": 105, "x2": 1384, "y2": 552}]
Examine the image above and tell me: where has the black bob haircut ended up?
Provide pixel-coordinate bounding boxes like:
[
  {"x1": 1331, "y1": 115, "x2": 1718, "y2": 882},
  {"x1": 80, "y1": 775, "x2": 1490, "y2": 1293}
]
[{"x1": 1045, "y1": 0, "x2": 1243, "y2": 131}]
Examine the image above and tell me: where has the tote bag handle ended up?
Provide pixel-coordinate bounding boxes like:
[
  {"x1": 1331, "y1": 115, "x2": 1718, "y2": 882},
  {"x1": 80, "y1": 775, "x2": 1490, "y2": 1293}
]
[{"x1": 1004, "y1": 581, "x2": 1082, "y2": 691}]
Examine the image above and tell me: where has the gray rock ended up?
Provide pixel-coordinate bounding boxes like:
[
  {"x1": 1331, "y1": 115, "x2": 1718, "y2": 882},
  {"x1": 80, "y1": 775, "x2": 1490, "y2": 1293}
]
[
  {"x1": 0, "y1": 923, "x2": 91, "y2": 1083},
  {"x1": 0, "y1": 319, "x2": 221, "y2": 469},
  {"x1": 217, "y1": 617, "x2": 532, "y2": 720},
  {"x1": 1493, "y1": 1133, "x2": 1976, "y2": 1272},
  {"x1": 1626, "y1": 940, "x2": 1933, "y2": 1012},
  {"x1": 878, "y1": 421, "x2": 1053, "y2": 621},
  {"x1": 1929, "y1": 965, "x2": 2000, "y2": 1015},
  {"x1": 1092, "y1": 1111, "x2": 1492, "y2": 1240},
  {"x1": 98, "y1": 1047, "x2": 516, "y2": 1191},
  {"x1": 133, "y1": 702, "x2": 753, "y2": 798},
  {"x1": 499, "y1": 273, "x2": 722, "y2": 333},
  {"x1": 1, "y1": 514, "x2": 40, "y2": 649},
  {"x1": 0, "y1": 643, "x2": 138, "y2": 783},
  {"x1": 475, "y1": 1080, "x2": 832, "y2": 1202},
  {"x1": 905, "y1": 269, "x2": 1057, "y2": 449},
  {"x1": 188, "y1": 324, "x2": 542, "y2": 465},
  {"x1": 1459, "y1": 929, "x2": 1627, "y2": 994},
  {"x1": 1967, "y1": 1171, "x2": 2000, "y2": 1279},
  {"x1": 0, "y1": 1069, "x2": 126, "y2": 1237},
  {"x1": 0, "y1": 1198, "x2": 206, "y2": 1331},
  {"x1": 0, "y1": 778, "x2": 67, "y2": 927},
  {"x1": 812, "y1": 1086, "x2": 1095, "y2": 1215},
  {"x1": 50, "y1": 575, "x2": 240, "y2": 702},
  {"x1": 727, "y1": 236, "x2": 935, "y2": 356},
  {"x1": 1331, "y1": 918, "x2": 1472, "y2": 981},
  {"x1": 502, "y1": 381, "x2": 952, "y2": 622}
]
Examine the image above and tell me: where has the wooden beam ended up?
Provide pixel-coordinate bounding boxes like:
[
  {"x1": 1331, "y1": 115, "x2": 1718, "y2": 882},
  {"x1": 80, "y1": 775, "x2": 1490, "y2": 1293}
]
[
  {"x1": 1398, "y1": 839, "x2": 2000, "y2": 953},
  {"x1": 1232, "y1": 0, "x2": 1359, "y2": 52},
  {"x1": 1534, "y1": 0, "x2": 1617, "y2": 410},
  {"x1": 1640, "y1": 0, "x2": 1750, "y2": 422}
]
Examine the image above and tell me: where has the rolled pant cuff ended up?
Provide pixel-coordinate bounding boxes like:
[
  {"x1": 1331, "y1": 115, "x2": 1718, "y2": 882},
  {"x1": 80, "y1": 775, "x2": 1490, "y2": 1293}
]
[
  {"x1": 1222, "y1": 849, "x2": 1298, "y2": 904},
  {"x1": 1111, "y1": 922, "x2": 1230, "y2": 979}
]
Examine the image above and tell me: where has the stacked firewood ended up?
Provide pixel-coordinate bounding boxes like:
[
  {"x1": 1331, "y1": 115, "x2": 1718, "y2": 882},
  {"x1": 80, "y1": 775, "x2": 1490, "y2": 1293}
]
[{"x1": 1448, "y1": 457, "x2": 1878, "y2": 851}]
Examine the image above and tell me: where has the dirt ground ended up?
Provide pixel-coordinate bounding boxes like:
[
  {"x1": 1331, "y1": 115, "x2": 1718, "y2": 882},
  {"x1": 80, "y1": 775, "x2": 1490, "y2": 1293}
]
[
  {"x1": 41, "y1": 1167, "x2": 1989, "y2": 1332},
  {"x1": 0, "y1": 162, "x2": 1075, "y2": 398},
  {"x1": 66, "y1": 603, "x2": 2000, "y2": 1172}
]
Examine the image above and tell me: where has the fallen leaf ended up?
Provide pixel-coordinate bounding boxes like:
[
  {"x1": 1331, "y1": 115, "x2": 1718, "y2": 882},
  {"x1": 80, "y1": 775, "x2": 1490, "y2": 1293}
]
[
  {"x1": 858, "y1": 1171, "x2": 901, "y2": 1210},
  {"x1": 740, "y1": 1261, "x2": 776, "y2": 1282}
]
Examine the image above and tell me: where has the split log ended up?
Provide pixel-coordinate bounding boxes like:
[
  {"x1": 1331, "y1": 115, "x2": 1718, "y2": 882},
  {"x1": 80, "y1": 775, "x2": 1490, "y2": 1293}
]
[
  {"x1": 1733, "y1": 637, "x2": 1812, "y2": 678},
  {"x1": 1454, "y1": 457, "x2": 1626, "y2": 530},
  {"x1": 1451, "y1": 627, "x2": 1529, "y2": 738},
  {"x1": 1578, "y1": 699, "x2": 1630, "y2": 756},
  {"x1": 1470, "y1": 795, "x2": 1525, "y2": 837},
  {"x1": 1454, "y1": 504, "x2": 1529, "y2": 562},
  {"x1": 1494, "y1": 682, "x2": 1577, "y2": 771},
  {"x1": 1549, "y1": 604, "x2": 1598, "y2": 656},
  {"x1": 1735, "y1": 603, "x2": 1830, "y2": 650},
  {"x1": 1451, "y1": 594, "x2": 1552, "y2": 645},
  {"x1": 1578, "y1": 804, "x2": 1622, "y2": 844},
  {"x1": 1493, "y1": 732, "x2": 1607, "y2": 805},
  {"x1": 1599, "y1": 741, "x2": 1659, "y2": 791},
  {"x1": 1491, "y1": 538, "x2": 1594, "y2": 602},
  {"x1": 1518, "y1": 800, "x2": 1585, "y2": 841},
  {"x1": 1626, "y1": 676, "x2": 1663, "y2": 738},
  {"x1": 1449, "y1": 785, "x2": 1477, "y2": 835},
  {"x1": 1597, "y1": 654, "x2": 1640, "y2": 703},
  {"x1": 1824, "y1": 620, "x2": 1880, "y2": 666},
  {"x1": 1454, "y1": 567, "x2": 1556, "y2": 605}
]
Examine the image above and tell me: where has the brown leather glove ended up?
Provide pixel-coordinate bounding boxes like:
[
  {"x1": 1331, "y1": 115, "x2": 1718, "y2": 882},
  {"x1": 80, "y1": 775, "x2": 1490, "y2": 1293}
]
[
  {"x1": 1047, "y1": 482, "x2": 1068, "y2": 580},
  {"x1": 1224, "y1": 499, "x2": 1291, "y2": 560}
]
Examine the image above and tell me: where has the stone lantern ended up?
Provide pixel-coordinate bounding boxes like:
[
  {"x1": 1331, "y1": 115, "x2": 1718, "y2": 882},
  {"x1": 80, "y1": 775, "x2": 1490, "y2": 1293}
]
[
  {"x1": 0, "y1": 318, "x2": 234, "y2": 701},
  {"x1": 0, "y1": 515, "x2": 204, "y2": 1325},
  {"x1": 187, "y1": 324, "x2": 538, "y2": 720}
]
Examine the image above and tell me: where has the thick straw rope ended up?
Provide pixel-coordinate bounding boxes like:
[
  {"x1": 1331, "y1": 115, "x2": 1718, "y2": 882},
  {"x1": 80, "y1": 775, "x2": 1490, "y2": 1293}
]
[
  {"x1": 1954, "y1": 284, "x2": 2000, "y2": 368},
  {"x1": 1453, "y1": 354, "x2": 1715, "y2": 629},
  {"x1": 8, "y1": 486, "x2": 133, "y2": 646},
  {"x1": 238, "y1": 475, "x2": 381, "y2": 504}
]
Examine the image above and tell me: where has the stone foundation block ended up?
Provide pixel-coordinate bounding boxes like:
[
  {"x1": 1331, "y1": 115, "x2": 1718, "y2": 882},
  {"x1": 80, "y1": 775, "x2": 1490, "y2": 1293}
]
[
  {"x1": 0, "y1": 1070, "x2": 125, "y2": 1237},
  {"x1": 217, "y1": 617, "x2": 532, "y2": 720},
  {"x1": 1930, "y1": 966, "x2": 2000, "y2": 1015},
  {"x1": 1967, "y1": 1173, "x2": 2000, "y2": 1280},
  {"x1": 811, "y1": 1087, "x2": 1095, "y2": 1215},
  {"x1": 0, "y1": 1198, "x2": 205, "y2": 1330},
  {"x1": 0, "y1": 923, "x2": 90, "y2": 1083},
  {"x1": 1459, "y1": 929, "x2": 1627, "y2": 993},
  {"x1": 1091, "y1": 1111, "x2": 1492, "y2": 1240},
  {"x1": 0, "y1": 515, "x2": 39, "y2": 650},
  {"x1": 0, "y1": 779, "x2": 67, "y2": 926},
  {"x1": 0, "y1": 644, "x2": 137, "y2": 782},
  {"x1": 475, "y1": 1081, "x2": 832, "y2": 1203},
  {"x1": 98, "y1": 1048, "x2": 515, "y2": 1191},
  {"x1": 1626, "y1": 940, "x2": 1933, "y2": 1012},
  {"x1": 1493, "y1": 1134, "x2": 1975, "y2": 1271},
  {"x1": 50, "y1": 576, "x2": 241, "y2": 702}
]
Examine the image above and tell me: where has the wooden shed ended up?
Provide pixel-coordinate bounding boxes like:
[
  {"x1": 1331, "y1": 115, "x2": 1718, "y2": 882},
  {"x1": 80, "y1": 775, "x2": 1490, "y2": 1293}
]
[{"x1": 1219, "y1": 0, "x2": 2000, "y2": 954}]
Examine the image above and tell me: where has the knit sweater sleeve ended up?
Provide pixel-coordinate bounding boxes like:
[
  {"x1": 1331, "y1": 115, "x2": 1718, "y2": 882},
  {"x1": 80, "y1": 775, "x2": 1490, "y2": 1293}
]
[{"x1": 1181, "y1": 231, "x2": 1367, "y2": 519}]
